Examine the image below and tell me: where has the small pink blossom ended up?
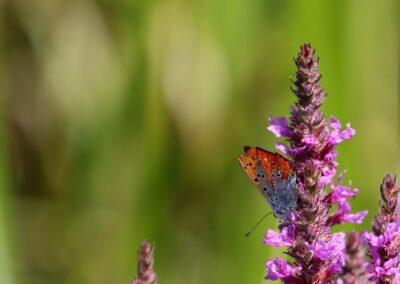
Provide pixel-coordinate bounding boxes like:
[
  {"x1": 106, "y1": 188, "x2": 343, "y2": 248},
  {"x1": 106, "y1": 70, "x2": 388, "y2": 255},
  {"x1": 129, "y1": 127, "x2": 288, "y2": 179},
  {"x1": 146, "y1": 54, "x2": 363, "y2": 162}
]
[
  {"x1": 329, "y1": 116, "x2": 356, "y2": 145},
  {"x1": 267, "y1": 117, "x2": 292, "y2": 138},
  {"x1": 363, "y1": 222, "x2": 400, "y2": 248},
  {"x1": 308, "y1": 233, "x2": 346, "y2": 267},
  {"x1": 301, "y1": 135, "x2": 319, "y2": 147},
  {"x1": 368, "y1": 256, "x2": 400, "y2": 280},
  {"x1": 326, "y1": 172, "x2": 368, "y2": 225},
  {"x1": 265, "y1": 258, "x2": 301, "y2": 281},
  {"x1": 263, "y1": 225, "x2": 295, "y2": 247},
  {"x1": 274, "y1": 142, "x2": 290, "y2": 155}
]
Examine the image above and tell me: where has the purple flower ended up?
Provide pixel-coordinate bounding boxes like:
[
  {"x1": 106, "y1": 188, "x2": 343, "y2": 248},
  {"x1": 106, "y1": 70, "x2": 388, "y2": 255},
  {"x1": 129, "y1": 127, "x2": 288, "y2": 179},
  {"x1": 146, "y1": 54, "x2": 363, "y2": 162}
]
[
  {"x1": 265, "y1": 258, "x2": 301, "y2": 281},
  {"x1": 323, "y1": 150, "x2": 337, "y2": 163},
  {"x1": 368, "y1": 257, "x2": 400, "y2": 281},
  {"x1": 263, "y1": 44, "x2": 367, "y2": 282},
  {"x1": 301, "y1": 134, "x2": 319, "y2": 148},
  {"x1": 364, "y1": 175, "x2": 400, "y2": 283},
  {"x1": 328, "y1": 116, "x2": 356, "y2": 145},
  {"x1": 366, "y1": 223, "x2": 400, "y2": 248},
  {"x1": 241, "y1": 44, "x2": 372, "y2": 283},
  {"x1": 268, "y1": 117, "x2": 292, "y2": 138},
  {"x1": 268, "y1": 111, "x2": 354, "y2": 189},
  {"x1": 275, "y1": 142, "x2": 290, "y2": 155},
  {"x1": 326, "y1": 172, "x2": 368, "y2": 225},
  {"x1": 264, "y1": 224, "x2": 295, "y2": 247},
  {"x1": 319, "y1": 166, "x2": 336, "y2": 186},
  {"x1": 329, "y1": 171, "x2": 358, "y2": 200},
  {"x1": 308, "y1": 232, "x2": 346, "y2": 265},
  {"x1": 333, "y1": 202, "x2": 368, "y2": 224}
]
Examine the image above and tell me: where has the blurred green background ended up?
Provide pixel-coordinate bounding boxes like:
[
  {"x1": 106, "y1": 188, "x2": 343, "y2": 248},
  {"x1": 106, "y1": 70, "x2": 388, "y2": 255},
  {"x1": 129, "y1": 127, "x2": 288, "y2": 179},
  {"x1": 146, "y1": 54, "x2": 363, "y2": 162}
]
[{"x1": 2, "y1": 0, "x2": 399, "y2": 283}]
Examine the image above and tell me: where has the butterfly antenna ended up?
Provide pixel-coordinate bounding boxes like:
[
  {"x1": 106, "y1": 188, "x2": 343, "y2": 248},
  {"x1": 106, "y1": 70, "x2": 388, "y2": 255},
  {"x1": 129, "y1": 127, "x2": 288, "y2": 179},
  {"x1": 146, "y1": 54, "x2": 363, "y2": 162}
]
[{"x1": 245, "y1": 212, "x2": 273, "y2": 237}]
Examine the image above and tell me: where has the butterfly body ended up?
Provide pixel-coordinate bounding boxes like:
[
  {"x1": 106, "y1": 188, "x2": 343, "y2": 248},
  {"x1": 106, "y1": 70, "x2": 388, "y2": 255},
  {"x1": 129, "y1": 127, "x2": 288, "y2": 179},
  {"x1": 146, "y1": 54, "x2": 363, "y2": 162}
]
[{"x1": 238, "y1": 146, "x2": 297, "y2": 221}]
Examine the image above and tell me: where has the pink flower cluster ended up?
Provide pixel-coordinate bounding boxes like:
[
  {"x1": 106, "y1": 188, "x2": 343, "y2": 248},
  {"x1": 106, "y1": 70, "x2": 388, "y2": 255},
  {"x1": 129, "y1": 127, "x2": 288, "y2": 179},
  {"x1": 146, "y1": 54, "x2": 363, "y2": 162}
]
[
  {"x1": 363, "y1": 175, "x2": 400, "y2": 283},
  {"x1": 254, "y1": 44, "x2": 398, "y2": 283},
  {"x1": 364, "y1": 223, "x2": 400, "y2": 281}
]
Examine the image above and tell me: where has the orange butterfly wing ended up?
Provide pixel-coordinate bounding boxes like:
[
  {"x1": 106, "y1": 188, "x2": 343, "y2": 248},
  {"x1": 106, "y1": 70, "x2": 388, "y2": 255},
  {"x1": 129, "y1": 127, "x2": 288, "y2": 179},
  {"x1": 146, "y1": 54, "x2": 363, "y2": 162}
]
[
  {"x1": 238, "y1": 146, "x2": 297, "y2": 221},
  {"x1": 238, "y1": 146, "x2": 293, "y2": 189}
]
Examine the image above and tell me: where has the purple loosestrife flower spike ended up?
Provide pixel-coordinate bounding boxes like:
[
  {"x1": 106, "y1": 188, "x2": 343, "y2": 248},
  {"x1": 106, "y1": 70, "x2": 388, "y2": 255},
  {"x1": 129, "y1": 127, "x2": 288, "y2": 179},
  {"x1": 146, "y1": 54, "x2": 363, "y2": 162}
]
[
  {"x1": 337, "y1": 231, "x2": 371, "y2": 284},
  {"x1": 263, "y1": 44, "x2": 367, "y2": 283},
  {"x1": 132, "y1": 240, "x2": 157, "y2": 284},
  {"x1": 364, "y1": 175, "x2": 400, "y2": 284}
]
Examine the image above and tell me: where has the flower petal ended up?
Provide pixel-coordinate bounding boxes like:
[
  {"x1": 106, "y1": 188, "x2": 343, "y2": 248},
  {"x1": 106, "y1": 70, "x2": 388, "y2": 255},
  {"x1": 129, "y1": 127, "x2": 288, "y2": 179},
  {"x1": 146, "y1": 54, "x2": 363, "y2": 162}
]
[
  {"x1": 341, "y1": 210, "x2": 368, "y2": 224},
  {"x1": 265, "y1": 258, "x2": 301, "y2": 281},
  {"x1": 308, "y1": 233, "x2": 346, "y2": 265},
  {"x1": 329, "y1": 116, "x2": 355, "y2": 145},
  {"x1": 275, "y1": 142, "x2": 290, "y2": 155},
  {"x1": 263, "y1": 225, "x2": 295, "y2": 247},
  {"x1": 268, "y1": 117, "x2": 292, "y2": 138}
]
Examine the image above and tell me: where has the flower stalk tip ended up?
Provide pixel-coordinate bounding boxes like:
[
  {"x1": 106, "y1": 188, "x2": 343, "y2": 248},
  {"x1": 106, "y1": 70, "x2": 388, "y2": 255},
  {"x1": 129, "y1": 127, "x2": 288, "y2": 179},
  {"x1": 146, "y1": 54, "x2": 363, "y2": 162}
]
[
  {"x1": 132, "y1": 240, "x2": 157, "y2": 284},
  {"x1": 365, "y1": 174, "x2": 400, "y2": 284}
]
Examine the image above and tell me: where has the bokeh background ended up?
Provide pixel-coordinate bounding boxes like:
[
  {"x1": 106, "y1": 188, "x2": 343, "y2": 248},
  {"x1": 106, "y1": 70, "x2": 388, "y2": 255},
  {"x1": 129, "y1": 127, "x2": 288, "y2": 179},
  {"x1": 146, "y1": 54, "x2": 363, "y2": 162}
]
[{"x1": 2, "y1": 0, "x2": 399, "y2": 283}]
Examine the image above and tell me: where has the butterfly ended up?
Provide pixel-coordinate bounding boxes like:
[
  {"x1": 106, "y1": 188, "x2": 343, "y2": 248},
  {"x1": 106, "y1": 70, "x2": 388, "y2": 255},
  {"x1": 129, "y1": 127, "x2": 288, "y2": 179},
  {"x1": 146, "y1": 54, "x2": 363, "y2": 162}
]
[{"x1": 238, "y1": 146, "x2": 297, "y2": 221}]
